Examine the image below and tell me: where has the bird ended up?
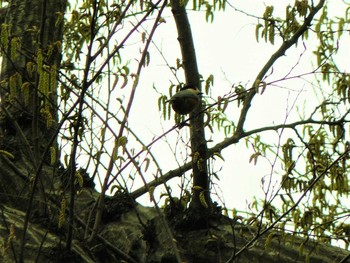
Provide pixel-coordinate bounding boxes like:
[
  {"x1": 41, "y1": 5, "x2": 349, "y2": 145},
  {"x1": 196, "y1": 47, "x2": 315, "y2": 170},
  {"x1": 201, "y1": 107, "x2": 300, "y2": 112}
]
[{"x1": 169, "y1": 85, "x2": 202, "y2": 115}]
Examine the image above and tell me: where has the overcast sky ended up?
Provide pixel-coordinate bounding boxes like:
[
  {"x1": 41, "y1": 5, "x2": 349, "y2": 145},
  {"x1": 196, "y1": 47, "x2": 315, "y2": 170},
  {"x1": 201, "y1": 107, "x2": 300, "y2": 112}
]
[
  {"x1": 125, "y1": 1, "x2": 335, "y2": 212},
  {"x1": 60, "y1": 1, "x2": 350, "y2": 215}
]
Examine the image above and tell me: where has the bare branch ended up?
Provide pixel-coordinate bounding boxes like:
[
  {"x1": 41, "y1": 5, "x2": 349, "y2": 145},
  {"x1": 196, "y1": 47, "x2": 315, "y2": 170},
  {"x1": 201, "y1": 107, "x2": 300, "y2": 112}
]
[{"x1": 236, "y1": 0, "x2": 326, "y2": 134}]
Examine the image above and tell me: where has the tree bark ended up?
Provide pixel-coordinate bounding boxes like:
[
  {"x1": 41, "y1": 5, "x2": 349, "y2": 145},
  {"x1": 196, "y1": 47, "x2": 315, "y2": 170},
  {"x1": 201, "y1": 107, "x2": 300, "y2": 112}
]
[
  {"x1": 0, "y1": 1, "x2": 66, "y2": 261},
  {"x1": 171, "y1": 0, "x2": 211, "y2": 213},
  {"x1": 0, "y1": 0, "x2": 66, "y2": 205}
]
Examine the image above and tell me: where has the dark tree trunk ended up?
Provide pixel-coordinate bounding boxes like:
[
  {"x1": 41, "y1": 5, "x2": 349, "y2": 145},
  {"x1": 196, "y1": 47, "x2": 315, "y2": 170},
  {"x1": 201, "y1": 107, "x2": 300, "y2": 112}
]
[
  {"x1": 0, "y1": 0, "x2": 66, "y2": 206},
  {"x1": 0, "y1": 1, "x2": 66, "y2": 261},
  {"x1": 171, "y1": 0, "x2": 211, "y2": 213}
]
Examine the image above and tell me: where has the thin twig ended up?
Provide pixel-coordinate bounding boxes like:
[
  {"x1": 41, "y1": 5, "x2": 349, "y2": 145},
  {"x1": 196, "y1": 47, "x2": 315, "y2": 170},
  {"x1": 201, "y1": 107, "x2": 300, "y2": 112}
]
[
  {"x1": 236, "y1": 0, "x2": 326, "y2": 135},
  {"x1": 88, "y1": 0, "x2": 166, "y2": 243},
  {"x1": 233, "y1": 146, "x2": 350, "y2": 260}
]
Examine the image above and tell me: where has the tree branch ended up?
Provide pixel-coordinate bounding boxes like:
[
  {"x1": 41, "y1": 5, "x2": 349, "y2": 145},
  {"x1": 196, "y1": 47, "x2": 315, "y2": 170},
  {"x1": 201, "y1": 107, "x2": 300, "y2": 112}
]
[
  {"x1": 130, "y1": 114, "x2": 349, "y2": 199},
  {"x1": 171, "y1": 0, "x2": 211, "y2": 210},
  {"x1": 236, "y1": 0, "x2": 326, "y2": 134}
]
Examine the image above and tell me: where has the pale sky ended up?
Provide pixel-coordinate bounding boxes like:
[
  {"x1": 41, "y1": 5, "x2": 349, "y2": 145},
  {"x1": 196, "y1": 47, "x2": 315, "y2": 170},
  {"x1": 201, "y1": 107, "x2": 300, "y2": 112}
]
[
  {"x1": 54, "y1": 1, "x2": 349, "y2": 216},
  {"x1": 128, "y1": 1, "x2": 337, "y2": 212}
]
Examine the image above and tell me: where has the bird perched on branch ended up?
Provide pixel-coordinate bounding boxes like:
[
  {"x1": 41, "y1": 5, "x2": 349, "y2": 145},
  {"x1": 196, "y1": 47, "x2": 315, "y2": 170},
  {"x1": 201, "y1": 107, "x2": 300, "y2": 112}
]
[{"x1": 169, "y1": 85, "x2": 202, "y2": 115}]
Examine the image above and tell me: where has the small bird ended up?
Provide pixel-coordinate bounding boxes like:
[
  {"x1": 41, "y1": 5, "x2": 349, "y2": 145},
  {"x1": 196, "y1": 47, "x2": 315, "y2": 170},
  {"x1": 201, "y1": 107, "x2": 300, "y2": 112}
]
[{"x1": 169, "y1": 85, "x2": 202, "y2": 115}]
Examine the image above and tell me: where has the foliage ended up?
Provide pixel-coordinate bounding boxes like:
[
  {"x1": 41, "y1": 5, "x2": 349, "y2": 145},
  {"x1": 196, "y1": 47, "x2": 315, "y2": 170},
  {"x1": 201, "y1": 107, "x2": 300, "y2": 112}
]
[{"x1": 2, "y1": 0, "x2": 350, "y2": 261}]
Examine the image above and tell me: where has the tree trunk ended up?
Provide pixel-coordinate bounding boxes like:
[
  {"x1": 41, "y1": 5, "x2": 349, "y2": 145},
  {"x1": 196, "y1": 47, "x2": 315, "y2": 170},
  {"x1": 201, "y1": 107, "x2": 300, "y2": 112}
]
[
  {"x1": 0, "y1": 1, "x2": 66, "y2": 261},
  {"x1": 171, "y1": 0, "x2": 211, "y2": 214},
  {"x1": 0, "y1": 0, "x2": 66, "y2": 206}
]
